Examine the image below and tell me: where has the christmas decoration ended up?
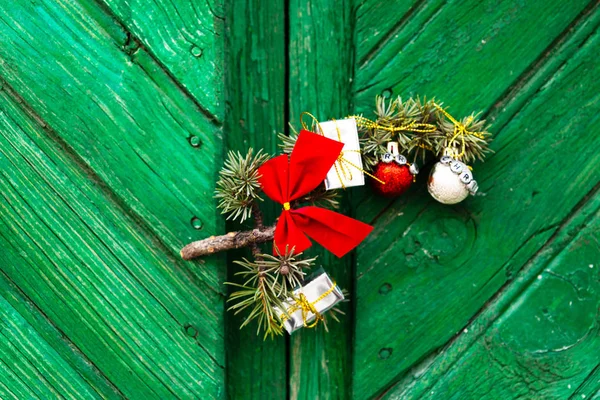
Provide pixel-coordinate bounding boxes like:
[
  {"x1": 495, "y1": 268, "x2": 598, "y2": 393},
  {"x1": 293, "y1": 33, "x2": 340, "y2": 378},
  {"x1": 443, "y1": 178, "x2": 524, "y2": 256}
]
[
  {"x1": 275, "y1": 269, "x2": 344, "y2": 334},
  {"x1": 316, "y1": 117, "x2": 365, "y2": 190},
  {"x1": 308, "y1": 112, "x2": 384, "y2": 190},
  {"x1": 353, "y1": 96, "x2": 492, "y2": 204},
  {"x1": 427, "y1": 156, "x2": 477, "y2": 204},
  {"x1": 425, "y1": 104, "x2": 489, "y2": 204},
  {"x1": 179, "y1": 95, "x2": 492, "y2": 338},
  {"x1": 180, "y1": 127, "x2": 371, "y2": 338},
  {"x1": 258, "y1": 130, "x2": 373, "y2": 257},
  {"x1": 371, "y1": 142, "x2": 419, "y2": 197}
]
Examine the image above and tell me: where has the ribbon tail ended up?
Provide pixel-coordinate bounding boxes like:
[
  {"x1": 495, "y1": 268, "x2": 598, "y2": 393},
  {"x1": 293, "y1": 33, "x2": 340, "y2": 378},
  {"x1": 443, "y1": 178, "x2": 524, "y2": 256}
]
[
  {"x1": 291, "y1": 207, "x2": 373, "y2": 258},
  {"x1": 273, "y1": 210, "x2": 313, "y2": 256}
]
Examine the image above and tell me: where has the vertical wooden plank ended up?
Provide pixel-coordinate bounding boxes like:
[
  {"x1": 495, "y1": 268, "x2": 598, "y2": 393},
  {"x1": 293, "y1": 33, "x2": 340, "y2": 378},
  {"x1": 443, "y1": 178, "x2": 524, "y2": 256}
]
[
  {"x1": 287, "y1": 1, "x2": 355, "y2": 398},
  {"x1": 224, "y1": 0, "x2": 287, "y2": 398}
]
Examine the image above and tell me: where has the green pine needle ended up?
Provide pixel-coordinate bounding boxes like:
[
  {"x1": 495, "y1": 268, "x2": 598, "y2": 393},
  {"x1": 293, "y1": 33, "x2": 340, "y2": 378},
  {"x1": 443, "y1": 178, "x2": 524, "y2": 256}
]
[
  {"x1": 226, "y1": 248, "x2": 318, "y2": 339},
  {"x1": 358, "y1": 95, "x2": 492, "y2": 166},
  {"x1": 214, "y1": 148, "x2": 270, "y2": 223}
]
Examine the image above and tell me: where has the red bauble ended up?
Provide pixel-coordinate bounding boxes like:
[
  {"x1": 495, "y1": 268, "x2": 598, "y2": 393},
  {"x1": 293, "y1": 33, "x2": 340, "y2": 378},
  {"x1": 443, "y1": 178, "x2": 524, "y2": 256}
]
[{"x1": 371, "y1": 162, "x2": 414, "y2": 197}]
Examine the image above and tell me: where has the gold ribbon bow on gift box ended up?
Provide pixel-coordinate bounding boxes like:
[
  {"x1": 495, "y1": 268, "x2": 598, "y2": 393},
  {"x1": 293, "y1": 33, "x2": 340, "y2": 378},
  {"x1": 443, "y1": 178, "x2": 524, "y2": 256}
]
[
  {"x1": 279, "y1": 282, "x2": 338, "y2": 329},
  {"x1": 301, "y1": 112, "x2": 384, "y2": 188}
]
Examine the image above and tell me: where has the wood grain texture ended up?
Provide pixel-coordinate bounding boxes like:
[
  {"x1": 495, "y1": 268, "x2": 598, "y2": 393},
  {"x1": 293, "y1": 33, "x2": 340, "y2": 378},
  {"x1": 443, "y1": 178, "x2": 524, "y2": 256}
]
[
  {"x1": 223, "y1": 0, "x2": 287, "y2": 398},
  {"x1": 355, "y1": 0, "x2": 420, "y2": 64},
  {"x1": 399, "y1": 196, "x2": 600, "y2": 400},
  {"x1": 0, "y1": 90, "x2": 224, "y2": 398},
  {"x1": 93, "y1": 0, "x2": 224, "y2": 119},
  {"x1": 1, "y1": 0, "x2": 598, "y2": 398},
  {"x1": 287, "y1": 1, "x2": 355, "y2": 398},
  {"x1": 354, "y1": 0, "x2": 593, "y2": 115},
  {"x1": 0, "y1": 1, "x2": 227, "y2": 393},
  {"x1": 352, "y1": 0, "x2": 600, "y2": 398},
  {"x1": 0, "y1": 0, "x2": 224, "y2": 289},
  {"x1": 382, "y1": 181, "x2": 600, "y2": 399},
  {"x1": 0, "y1": 293, "x2": 107, "y2": 400},
  {"x1": 0, "y1": 269, "x2": 124, "y2": 399}
]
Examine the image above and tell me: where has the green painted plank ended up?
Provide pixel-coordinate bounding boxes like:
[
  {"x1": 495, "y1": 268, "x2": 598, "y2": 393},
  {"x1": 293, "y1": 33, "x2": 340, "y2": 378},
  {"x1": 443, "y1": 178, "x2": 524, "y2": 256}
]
[
  {"x1": 411, "y1": 205, "x2": 600, "y2": 399},
  {"x1": 355, "y1": 0, "x2": 421, "y2": 63},
  {"x1": 223, "y1": 0, "x2": 287, "y2": 398},
  {"x1": 0, "y1": 0, "x2": 223, "y2": 291},
  {"x1": 286, "y1": 1, "x2": 355, "y2": 399},
  {"x1": 382, "y1": 182, "x2": 600, "y2": 399},
  {"x1": 354, "y1": 9, "x2": 600, "y2": 397},
  {"x1": 571, "y1": 365, "x2": 600, "y2": 400},
  {"x1": 0, "y1": 91, "x2": 224, "y2": 398},
  {"x1": 354, "y1": 0, "x2": 592, "y2": 116},
  {"x1": 0, "y1": 270, "x2": 124, "y2": 399},
  {"x1": 352, "y1": 3, "x2": 600, "y2": 398},
  {"x1": 0, "y1": 294, "x2": 105, "y2": 400},
  {"x1": 92, "y1": 0, "x2": 224, "y2": 119}
]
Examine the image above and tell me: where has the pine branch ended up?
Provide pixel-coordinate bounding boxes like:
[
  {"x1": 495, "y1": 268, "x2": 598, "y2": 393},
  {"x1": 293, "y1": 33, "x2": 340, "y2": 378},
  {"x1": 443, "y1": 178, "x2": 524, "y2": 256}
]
[
  {"x1": 357, "y1": 95, "x2": 443, "y2": 169},
  {"x1": 226, "y1": 249, "x2": 317, "y2": 338},
  {"x1": 434, "y1": 109, "x2": 492, "y2": 163},
  {"x1": 357, "y1": 96, "x2": 492, "y2": 166},
  {"x1": 215, "y1": 148, "x2": 270, "y2": 223}
]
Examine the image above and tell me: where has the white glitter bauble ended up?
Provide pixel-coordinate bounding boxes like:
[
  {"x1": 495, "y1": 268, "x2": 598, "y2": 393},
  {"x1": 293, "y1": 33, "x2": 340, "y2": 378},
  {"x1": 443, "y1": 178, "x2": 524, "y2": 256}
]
[{"x1": 428, "y1": 161, "x2": 470, "y2": 204}]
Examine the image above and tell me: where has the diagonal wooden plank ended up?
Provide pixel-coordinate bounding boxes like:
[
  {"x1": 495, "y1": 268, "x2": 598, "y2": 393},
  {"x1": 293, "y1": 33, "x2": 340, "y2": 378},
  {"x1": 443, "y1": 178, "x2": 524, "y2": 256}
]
[
  {"x1": 0, "y1": 91, "x2": 224, "y2": 398},
  {"x1": 352, "y1": 2, "x2": 600, "y2": 398},
  {"x1": 223, "y1": 0, "x2": 288, "y2": 398},
  {"x1": 570, "y1": 364, "x2": 600, "y2": 399},
  {"x1": 0, "y1": 270, "x2": 124, "y2": 399},
  {"x1": 355, "y1": 0, "x2": 424, "y2": 65},
  {"x1": 485, "y1": 1, "x2": 600, "y2": 134},
  {"x1": 287, "y1": 1, "x2": 355, "y2": 398},
  {"x1": 0, "y1": 0, "x2": 223, "y2": 290},
  {"x1": 397, "y1": 200, "x2": 600, "y2": 399},
  {"x1": 354, "y1": 0, "x2": 592, "y2": 116},
  {"x1": 89, "y1": 0, "x2": 224, "y2": 119},
  {"x1": 0, "y1": 294, "x2": 108, "y2": 400},
  {"x1": 382, "y1": 180, "x2": 600, "y2": 399}
]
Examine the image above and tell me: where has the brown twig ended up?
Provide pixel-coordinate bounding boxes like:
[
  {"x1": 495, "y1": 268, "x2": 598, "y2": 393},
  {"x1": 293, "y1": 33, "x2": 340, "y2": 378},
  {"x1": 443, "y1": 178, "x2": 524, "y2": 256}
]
[
  {"x1": 252, "y1": 202, "x2": 264, "y2": 230},
  {"x1": 250, "y1": 203, "x2": 265, "y2": 260},
  {"x1": 180, "y1": 225, "x2": 276, "y2": 260}
]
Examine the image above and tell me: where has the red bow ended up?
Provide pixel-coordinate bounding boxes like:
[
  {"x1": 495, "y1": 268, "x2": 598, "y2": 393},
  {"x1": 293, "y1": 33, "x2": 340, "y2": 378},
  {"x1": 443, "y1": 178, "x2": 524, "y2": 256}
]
[{"x1": 258, "y1": 130, "x2": 373, "y2": 257}]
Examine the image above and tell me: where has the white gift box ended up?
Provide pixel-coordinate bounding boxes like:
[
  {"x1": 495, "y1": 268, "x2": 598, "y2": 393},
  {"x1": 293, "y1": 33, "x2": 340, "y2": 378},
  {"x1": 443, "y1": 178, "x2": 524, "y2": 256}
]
[
  {"x1": 318, "y1": 118, "x2": 365, "y2": 190},
  {"x1": 275, "y1": 271, "x2": 344, "y2": 334}
]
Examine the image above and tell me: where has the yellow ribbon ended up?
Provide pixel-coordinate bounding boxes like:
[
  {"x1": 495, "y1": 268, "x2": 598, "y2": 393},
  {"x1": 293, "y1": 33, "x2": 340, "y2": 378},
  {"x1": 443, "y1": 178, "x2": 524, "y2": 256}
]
[
  {"x1": 283, "y1": 202, "x2": 291, "y2": 211},
  {"x1": 300, "y1": 112, "x2": 384, "y2": 188},
  {"x1": 350, "y1": 115, "x2": 437, "y2": 134},
  {"x1": 280, "y1": 283, "x2": 338, "y2": 329},
  {"x1": 433, "y1": 103, "x2": 485, "y2": 160}
]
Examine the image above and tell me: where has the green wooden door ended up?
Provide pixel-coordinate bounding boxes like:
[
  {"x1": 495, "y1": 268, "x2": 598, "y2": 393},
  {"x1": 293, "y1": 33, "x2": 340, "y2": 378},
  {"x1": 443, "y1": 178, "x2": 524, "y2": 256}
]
[
  {"x1": 1, "y1": 0, "x2": 599, "y2": 399},
  {"x1": 0, "y1": 0, "x2": 225, "y2": 398}
]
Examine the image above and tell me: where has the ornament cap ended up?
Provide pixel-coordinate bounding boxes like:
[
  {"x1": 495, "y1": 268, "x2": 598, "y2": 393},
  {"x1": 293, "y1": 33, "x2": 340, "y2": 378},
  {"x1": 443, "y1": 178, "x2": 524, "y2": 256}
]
[
  {"x1": 386, "y1": 141, "x2": 399, "y2": 156},
  {"x1": 409, "y1": 163, "x2": 419, "y2": 175}
]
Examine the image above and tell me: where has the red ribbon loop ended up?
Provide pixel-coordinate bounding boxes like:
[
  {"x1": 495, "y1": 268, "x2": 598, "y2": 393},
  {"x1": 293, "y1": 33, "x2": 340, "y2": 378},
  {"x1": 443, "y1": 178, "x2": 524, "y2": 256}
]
[{"x1": 258, "y1": 130, "x2": 373, "y2": 257}]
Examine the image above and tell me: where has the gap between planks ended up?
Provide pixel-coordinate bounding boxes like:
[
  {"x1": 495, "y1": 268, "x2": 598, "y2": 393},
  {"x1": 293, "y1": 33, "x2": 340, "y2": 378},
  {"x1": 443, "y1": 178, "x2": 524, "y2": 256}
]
[
  {"x1": 360, "y1": 0, "x2": 600, "y2": 228},
  {"x1": 0, "y1": 80, "x2": 222, "y2": 297},
  {"x1": 378, "y1": 166, "x2": 600, "y2": 399},
  {"x1": 90, "y1": 0, "x2": 222, "y2": 126}
]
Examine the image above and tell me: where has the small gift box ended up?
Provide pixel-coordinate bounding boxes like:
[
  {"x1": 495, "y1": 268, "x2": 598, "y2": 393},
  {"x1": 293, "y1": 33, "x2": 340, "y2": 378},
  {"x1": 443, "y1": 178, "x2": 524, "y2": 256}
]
[
  {"x1": 276, "y1": 270, "x2": 344, "y2": 334},
  {"x1": 318, "y1": 118, "x2": 365, "y2": 190}
]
